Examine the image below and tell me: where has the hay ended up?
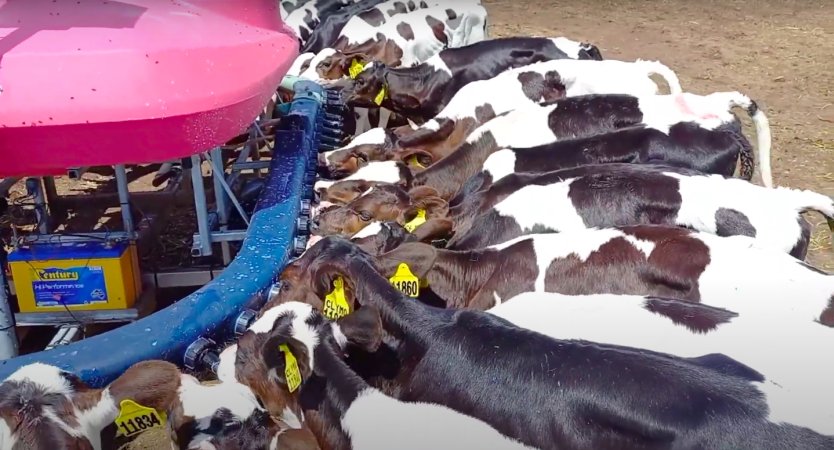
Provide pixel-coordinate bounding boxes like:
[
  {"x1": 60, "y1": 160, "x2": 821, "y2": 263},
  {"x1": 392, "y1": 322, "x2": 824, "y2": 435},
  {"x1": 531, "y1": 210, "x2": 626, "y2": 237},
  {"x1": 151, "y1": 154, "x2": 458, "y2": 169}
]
[{"x1": 117, "y1": 428, "x2": 175, "y2": 450}]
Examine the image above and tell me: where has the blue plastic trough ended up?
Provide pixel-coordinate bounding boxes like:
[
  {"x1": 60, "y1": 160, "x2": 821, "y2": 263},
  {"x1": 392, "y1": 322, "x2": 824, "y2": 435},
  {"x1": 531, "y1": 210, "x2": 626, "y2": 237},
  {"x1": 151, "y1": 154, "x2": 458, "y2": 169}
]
[{"x1": 0, "y1": 81, "x2": 336, "y2": 386}]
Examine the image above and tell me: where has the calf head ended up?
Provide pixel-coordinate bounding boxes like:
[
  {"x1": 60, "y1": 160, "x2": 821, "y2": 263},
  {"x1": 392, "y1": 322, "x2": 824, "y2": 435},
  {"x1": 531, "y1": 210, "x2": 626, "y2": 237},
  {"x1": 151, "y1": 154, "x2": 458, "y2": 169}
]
[
  {"x1": 260, "y1": 303, "x2": 384, "y2": 380},
  {"x1": 317, "y1": 51, "x2": 371, "y2": 80},
  {"x1": 312, "y1": 185, "x2": 448, "y2": 236},
  {"x1": 318, "y1": 127, "x2": 410, "y2": 179},
  {"x1": 577, "y1": 42, "x2": 604, "y2": 60},
  {"x1": 345, "y1": 62, "x2": 392, "y2": 108},
  {"x1": 190, "y1": 408, "x2": 320, "y2": 450},
  {"x1": 316, "y1": 179, "x2": 379, "y2": 205}
]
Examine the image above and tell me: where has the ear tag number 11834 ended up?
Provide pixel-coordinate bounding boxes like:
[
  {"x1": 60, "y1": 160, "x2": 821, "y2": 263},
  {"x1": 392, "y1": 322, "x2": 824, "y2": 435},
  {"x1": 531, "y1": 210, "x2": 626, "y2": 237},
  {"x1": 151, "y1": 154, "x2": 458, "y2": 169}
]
[{"x1": 114, "y1": 399, "x2": 166, "y2": 438}]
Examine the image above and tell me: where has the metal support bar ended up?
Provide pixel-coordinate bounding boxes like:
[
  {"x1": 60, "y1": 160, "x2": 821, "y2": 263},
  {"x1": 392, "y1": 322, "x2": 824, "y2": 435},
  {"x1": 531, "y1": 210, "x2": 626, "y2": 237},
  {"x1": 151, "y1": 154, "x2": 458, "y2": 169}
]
[
  {"x1": 0, "y1": 249, "x2": 19, "y2": 360},
  {"x1": 210, "y1": 148, "x2": 232, "y2": 265},
  {"x1": 45, "y1": 324, "x2": 83, "y2": 350},
  {"x1": 26, "y1": 178, "x2": 50, "y2": 234},
  {"x1": 205, "y1": 152, "x2": 250, "y2": 227},
  {"x1": 231, "y1": 161, "x2": 271, "y2": 171},
  {"x1": 114, "y1": 165, "x2": 135, "y2": 235},
  {"x1": 190, "y1": 230, "x2": 247, "y2": 245},
  {"x1": 191, "y1": 154, "x2": 213, "y2": 257}
]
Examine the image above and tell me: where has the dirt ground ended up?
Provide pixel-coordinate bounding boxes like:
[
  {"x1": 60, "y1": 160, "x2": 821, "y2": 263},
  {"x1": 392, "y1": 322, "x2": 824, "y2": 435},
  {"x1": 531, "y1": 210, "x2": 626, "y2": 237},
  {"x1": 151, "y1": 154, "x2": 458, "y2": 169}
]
[{"x1": 485, "y1": 0, "x2": 834, "y2": 270}]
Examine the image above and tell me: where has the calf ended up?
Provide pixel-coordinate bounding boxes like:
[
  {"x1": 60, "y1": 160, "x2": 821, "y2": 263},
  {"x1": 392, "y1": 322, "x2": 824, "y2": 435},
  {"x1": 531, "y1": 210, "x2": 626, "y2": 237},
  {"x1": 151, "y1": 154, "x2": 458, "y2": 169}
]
[
  {"x1": 343, "y1": 36, "x2": 604, "y2": 123},
  {"x1": 445, "y1": 163, "x2": 832, "y2": 257},
  {"x1": 259, "y1": 302, "x2": 536, "y2": 450},
  {"x1": 315, "y1": 3, "x2": 488, "y2": 79},
  {"x1": 319, "y1": 90, "x2": 772, "y2": 200},
  {"x1": 0, "y1": 361, "x2": 185, "y2": 450},
  {"x1": 489, "y1": 291, "x2": 834, "y2": 436},
  {"x1": 317, "y1": 126, "x2": 413, "y2": 179},
  {"x1": 284, "y1": 0, "x2": 359, "y2": 44},
  {"x1": 276, "y1": 227, "x2": 834, "y2": 327},
  {"x1": 301, "y1": 0, "x2": 409, "y2": 54},
  {"x1": 382, "y1": 58, "x2": 683, "y2": 165},
  {"x1": 263, "y1": 237, "x2": 834, "y2": 450}
]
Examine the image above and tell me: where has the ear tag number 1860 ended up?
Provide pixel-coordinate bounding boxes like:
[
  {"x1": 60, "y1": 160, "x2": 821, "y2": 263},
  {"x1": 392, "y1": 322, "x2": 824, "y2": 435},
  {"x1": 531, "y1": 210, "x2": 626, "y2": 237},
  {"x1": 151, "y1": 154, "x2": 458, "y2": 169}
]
[
  {"x1": 114, "y1": 399, "x2": 166, "y2": 438},
  {"x1": 322, "y1": 276, "x2": 350, "y2": 320},
  {"x1": 389, "y1": 263, "x2": 420, "y2": 297}
]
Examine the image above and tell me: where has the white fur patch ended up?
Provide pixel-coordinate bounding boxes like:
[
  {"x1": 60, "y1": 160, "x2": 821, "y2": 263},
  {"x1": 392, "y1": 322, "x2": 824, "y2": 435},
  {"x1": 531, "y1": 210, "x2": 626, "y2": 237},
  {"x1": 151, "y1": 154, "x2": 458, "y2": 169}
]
[
  {"x1": 0, "y1": 419, "x2": 16, "y2": 449},
  {"x1": 315, "y1": 161, "x2": 401, "y2": 191},
  {"x1": 481, "y1": 149, "x2": 517, "y2": 182},
  {"x1": 216, "y1": 344, "x2": 238, "y2": 383},
  {"x1": 492, "y1": 178, "x2": 586, "y2": 236},
  {"x1": 550, "y1": 37, "x2": 584, "y2": 59},
  {"x1": 178, "y1": 375, "x2": 260, "y2": 427},
  {"x1": 6, "y1": 363, "x2": 74, "y2": 396},
  {"x1": 352, "y1": 221, "x2": 383, "y2": 239},
  {"x1": 341, "y1": 389, "x2": 536, "y2": 449}
]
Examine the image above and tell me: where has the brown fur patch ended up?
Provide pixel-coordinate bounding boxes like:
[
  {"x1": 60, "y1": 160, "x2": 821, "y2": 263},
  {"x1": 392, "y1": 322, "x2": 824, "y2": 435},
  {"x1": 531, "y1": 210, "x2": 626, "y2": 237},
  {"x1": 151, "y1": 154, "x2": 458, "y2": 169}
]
[
  {"x1": 361, "y1": 8, "x2": 386, "y2": 27},
  {"x1": 425, "y1": 16, "x2": 448, "y2": 45}
]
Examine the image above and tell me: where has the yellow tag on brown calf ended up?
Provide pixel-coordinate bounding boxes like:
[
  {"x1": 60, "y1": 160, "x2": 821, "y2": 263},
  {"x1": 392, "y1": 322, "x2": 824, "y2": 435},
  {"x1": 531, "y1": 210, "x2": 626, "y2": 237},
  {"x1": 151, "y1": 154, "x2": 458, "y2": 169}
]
[
  {"x1": 115, "y1": 399, "x2": 167, "y2": 438},
  {"x1": 407, "y1": 155, "x2": 426, "y2": 169},
  {"x1": 373, "y1": 86, "x2": 386, "y2": 105},
  {"x1": 280, "y1": 344, "x2": 302, "y2": 393},
  {"x1": 389, "y1": 263, "x2": 420, "y2": 297},
  {"x1": 404, "y1": 209, "x2": 426, "y2": 233},
  {"x1": 322, "y1": 276, "x2": 351, "y2": 320},
  {"x1": 349, "y1": 60, "x2": 365, "y2": 79}
]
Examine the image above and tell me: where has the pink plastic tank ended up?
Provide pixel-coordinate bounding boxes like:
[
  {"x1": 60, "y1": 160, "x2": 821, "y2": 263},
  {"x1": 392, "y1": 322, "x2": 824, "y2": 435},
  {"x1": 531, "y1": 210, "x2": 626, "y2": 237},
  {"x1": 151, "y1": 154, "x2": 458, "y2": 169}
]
[{"x1": 0, "y1": 0, "x2": 300, "y2": 177}]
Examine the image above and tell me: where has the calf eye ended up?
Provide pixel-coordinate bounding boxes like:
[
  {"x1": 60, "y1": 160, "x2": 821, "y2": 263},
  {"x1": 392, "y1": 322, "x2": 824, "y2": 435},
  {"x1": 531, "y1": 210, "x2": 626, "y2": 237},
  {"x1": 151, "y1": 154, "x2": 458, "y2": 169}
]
[{"x1": 358, "y1": 211, "x2": 372, "y2": 221}]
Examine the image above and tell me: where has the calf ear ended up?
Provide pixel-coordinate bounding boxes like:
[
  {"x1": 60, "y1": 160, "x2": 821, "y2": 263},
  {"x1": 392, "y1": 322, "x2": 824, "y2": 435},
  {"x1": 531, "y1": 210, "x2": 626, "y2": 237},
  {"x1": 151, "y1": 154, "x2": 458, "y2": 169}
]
[
  {"x1": 396, "y1": 149, "x2": 434, "y2": 169},
  {"x1": 411, "y1": 196, "x2": 449, "y2": 219},
  {"x1": 408, "y1": 186, "x2": 441, "y2": 202},
  {"x1": 107, "y1": 360, "x2": 182, "y2": 411},
  {"x1": 261, "y1": 331, "x2": 313, "y2": 385},
  {"x1": 335, "y1": 306, "x2": 383, "y2": 353},
  {"x1": 413, "y1": 218, "x2": 454, "y2": 243}
]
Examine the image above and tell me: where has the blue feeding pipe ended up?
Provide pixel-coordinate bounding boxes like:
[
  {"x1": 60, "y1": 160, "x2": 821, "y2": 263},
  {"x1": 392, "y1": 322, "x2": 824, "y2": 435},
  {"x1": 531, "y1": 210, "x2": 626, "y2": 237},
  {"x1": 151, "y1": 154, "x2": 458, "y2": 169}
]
[{"x1": 0, "y1": 81, "x2": 340, "y2": 386}]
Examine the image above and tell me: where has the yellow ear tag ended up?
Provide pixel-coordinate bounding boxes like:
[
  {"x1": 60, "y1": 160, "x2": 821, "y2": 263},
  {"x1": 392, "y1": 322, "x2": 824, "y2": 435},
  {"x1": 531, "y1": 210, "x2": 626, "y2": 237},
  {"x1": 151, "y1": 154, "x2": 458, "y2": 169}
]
[
  {"x1": 407, "y1": 155, "x2": 426, "y2": 169},
  {"x1": 322, "y1": 276, "x2": 351, "y2": 320},
  {"x1": 373, "y1": 86, "x2": 386, "y2": 105},
  {"x1": 403, "y1": 209, "x2": 426, "y2": 233},
  {"x1": 388, "y1": 263, "x2": 420, "y2": 297},
  {"x1": 114, "y1": 399, "x2": 167, "y2": 438},
  {"x1": 280, "y1": 344, "x2": 302, "y2": 393},
  {"x1": 349, "y1": 60, "x2": 365, "y2": 79}
]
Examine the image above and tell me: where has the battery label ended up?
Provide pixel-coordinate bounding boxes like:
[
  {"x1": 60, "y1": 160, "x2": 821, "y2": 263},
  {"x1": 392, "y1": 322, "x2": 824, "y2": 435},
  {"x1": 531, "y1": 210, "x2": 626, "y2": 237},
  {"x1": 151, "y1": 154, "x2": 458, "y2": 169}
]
[{"x1": 31, "y1": 266, "x2": 108, "y2": 306}]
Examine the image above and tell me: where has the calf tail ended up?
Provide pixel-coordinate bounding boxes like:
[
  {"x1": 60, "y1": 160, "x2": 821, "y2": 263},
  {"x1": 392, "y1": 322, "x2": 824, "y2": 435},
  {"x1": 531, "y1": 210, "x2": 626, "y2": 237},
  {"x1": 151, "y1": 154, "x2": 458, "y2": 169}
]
[
  {"x1": 719, "y1": 92, "x2": 773, "y2": 188},
  {"x1": 639, "y1": 59, "x2": 683, "y2": 94}
]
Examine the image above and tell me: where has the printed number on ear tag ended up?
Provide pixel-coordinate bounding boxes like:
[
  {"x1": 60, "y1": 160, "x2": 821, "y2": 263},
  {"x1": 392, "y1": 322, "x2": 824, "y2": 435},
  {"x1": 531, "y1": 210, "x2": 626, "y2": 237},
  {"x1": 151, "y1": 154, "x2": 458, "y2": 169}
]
[
  {"x1": 404, "y1": 209, "x2": 426, "y2": 233},
  {"x1": 280, "y1": 344, "x2": 302, "y2": 393},
  {"x1": 322, "y1": 276, "x2": 351, "y2": 320},
  {"x1": 374, "y1": 86, "x2": 386, "y2": 106},
  {"x1": 389, "y1": 263, "x2": 420, "y2": 297},
  {"x1": 114, "y1": 399, "x2": 166, "y2": 438},
  {"x1": 349, "y1": 60, "x2": 365, "y2": 79}
]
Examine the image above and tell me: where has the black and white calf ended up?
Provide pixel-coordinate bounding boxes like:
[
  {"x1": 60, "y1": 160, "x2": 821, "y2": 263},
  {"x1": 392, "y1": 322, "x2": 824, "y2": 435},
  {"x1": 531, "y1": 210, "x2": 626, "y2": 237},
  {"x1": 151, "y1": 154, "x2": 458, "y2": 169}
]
[
  {"x1": 487, "y1": 291, "x2": 834, "y2": 436},
  {"x1": 268, "y1": 237, "x2": 834, "y2": 450},
  {"x1": 312, "y1": 2, "x2": 488, "y2": 78},
  {"x1": 283, "y1": 0, "x2": 363, "y2": 43},
  {"x1": 343, "y1": 36, "x2": 604, "y2": 122},
  {"x1": 446, "y1": 163, "x2": 831, "y2": 257},
  {"x1": 259, "y1": 302, "x2": 536, "y2": 450},
  {"x1": 301, "y1": 0, "x2": 415, "y2": 54},
  {"x1": 364, "y1": 226, "x2": 834, "y2": 327},
  {"x1": 385, "y1": 58, "x2": 684, "y2": 163}
]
